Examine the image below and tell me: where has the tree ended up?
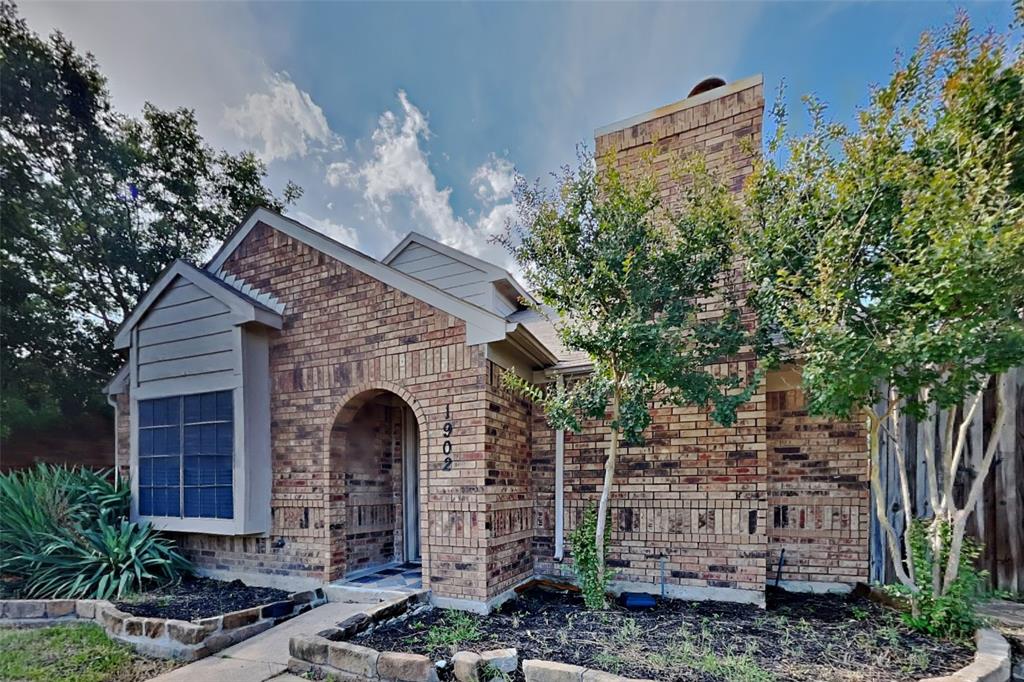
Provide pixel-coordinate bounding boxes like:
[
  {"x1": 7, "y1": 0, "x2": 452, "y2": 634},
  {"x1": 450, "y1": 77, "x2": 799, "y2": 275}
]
[
  {"x1": 0, "y1": 1, "x2": 301, "y2": 436},
  {"x1": 742, "y1": 12, "x2": 1024, "y2": 624},
  {"x1": 500, "y1": 151, "x2": 758, "y2": 606}
]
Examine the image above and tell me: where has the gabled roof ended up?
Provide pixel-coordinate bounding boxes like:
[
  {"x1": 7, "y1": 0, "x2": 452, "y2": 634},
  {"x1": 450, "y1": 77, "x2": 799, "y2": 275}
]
[
  {"x1": 205, "y1": 207, "x2": 522, "y2": 347},
  {"x1": 112, "y1": 259, "x2": 284, "y2": 350},
  {"x1": 382, "y1": 231, "x2": 535, "y2": 308}
]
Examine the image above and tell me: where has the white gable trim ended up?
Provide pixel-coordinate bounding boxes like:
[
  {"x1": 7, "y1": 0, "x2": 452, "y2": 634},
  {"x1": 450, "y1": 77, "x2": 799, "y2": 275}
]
[
  {"x1": 205, "y1": 208, "x2": 510, "y2": 346},
  {"x1": 113, "y1": 260, "x2": 283, "y2": 350},
  {"x1": 383, "y1": 231, "x2": 535, "y2": 307}
]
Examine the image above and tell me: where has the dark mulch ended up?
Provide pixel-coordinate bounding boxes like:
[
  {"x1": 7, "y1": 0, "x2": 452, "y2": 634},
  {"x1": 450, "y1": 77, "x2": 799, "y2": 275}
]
[
  {"x1": 359, "y1": 586, "x2": 973, "y2": 682},
  {"x1": 116, "y1": 576, "x2": 290, "y2": 621}
]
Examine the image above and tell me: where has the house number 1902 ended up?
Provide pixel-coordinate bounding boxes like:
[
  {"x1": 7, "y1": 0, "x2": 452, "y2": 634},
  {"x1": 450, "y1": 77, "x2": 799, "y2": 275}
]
[{"x1": 441, "y1": 404, "x2": 454, "y2": 470}]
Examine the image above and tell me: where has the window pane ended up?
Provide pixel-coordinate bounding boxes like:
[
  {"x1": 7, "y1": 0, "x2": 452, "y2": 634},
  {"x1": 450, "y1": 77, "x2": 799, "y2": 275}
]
[
  {"x1": 216, "y1": 424, "x2": 232, "y2": 455},
  {"x1": 183, "y1": 425, "x2": 200, "y2": 456},
  {"x1": 138, "y1": 458, "x2": 153, "y2": 486},
  {"x1": 183, "y1": 487, "x2": 200, "y2": 518},
  {"x1": 215, "y1": 487, "x2": 232, "y2": 519},
  {"x1": 202, "y1": 424, "x2": 216, "y2": 453},
  {"x1": 139, "y1": 487, "x2": 153, "y2": 515},
  {"x1": 165, "y1": 487, "x2": 180, "y2": 517},
  {"x1": 184, "y1": 395, "x2": 202, "y2": 424},
  {"x1": 216, "y1": 392, "x2": 232, "y2": 421},
  {"x1": 139, "y1": 429, "x2": 153, "y2": 457},
  {"x1": 201, "y1": 392, "x2": 217, "y2": 422},
  {"x1": 215, "y1": 456, "x2": 232, "y2": 485},
  {"x1": 139, "y1": 400, "x2": 154, "y2": 428}
]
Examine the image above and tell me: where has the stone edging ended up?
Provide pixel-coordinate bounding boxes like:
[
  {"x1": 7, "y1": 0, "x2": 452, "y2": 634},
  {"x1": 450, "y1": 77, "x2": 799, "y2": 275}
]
[
  {"x1": 288, "y1": 595, "x2": 651, "y2": 682},
  {"x1": 919, "y1": 628, "x2": 1011, "y2": 682},
  {"x1": 0, "y1": 587, "x2": 327, "y2": 661}
]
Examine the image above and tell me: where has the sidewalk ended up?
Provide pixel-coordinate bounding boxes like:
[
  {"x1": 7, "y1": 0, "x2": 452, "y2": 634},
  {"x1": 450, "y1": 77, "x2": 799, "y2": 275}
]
[{"x1": 149, "y1": 599, "x2": 373, "y2": 682}]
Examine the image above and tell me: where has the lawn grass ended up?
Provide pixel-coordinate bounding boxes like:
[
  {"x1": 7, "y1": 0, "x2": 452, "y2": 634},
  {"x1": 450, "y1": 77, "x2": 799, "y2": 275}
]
[{"x1": 0, "y1": 622, "x2": 177, "y2": 682}]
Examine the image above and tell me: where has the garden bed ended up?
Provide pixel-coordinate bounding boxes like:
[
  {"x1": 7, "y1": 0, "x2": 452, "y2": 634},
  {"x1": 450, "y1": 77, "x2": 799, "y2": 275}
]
[
  {"x1": 1, "y1": 580, "x2": 328, "y2": 662},
  {"x1": 116, "y1": 576, "x2": 291, "y2": 621},
  {"x1": 356, "y1": 586, "x2": 973, "y2": 682}
]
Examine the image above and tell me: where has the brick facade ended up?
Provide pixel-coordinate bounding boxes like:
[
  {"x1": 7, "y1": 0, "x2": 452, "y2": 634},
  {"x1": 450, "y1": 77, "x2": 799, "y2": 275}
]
[
  {"x1": 766, "y1": 383, "x2": 870, "y2": 587},
  {"x1": 111, "y1": 77, "x2": 871, "y2": 608}
]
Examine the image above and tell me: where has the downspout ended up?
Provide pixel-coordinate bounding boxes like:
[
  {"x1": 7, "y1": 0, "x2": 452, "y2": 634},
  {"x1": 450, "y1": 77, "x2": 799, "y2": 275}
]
[
  {"x1": 554, "y1": 374, "x2": 565, "y2": 562},
  {"x1": 106, "y1": 391, "x2": 120, "y2": 486}
]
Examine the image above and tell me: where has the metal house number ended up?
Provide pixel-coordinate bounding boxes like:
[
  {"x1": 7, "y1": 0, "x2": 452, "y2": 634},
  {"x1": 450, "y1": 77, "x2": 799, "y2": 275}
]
[{"x1": 441, "y1": 405, "x2": 454, "y2": 470}]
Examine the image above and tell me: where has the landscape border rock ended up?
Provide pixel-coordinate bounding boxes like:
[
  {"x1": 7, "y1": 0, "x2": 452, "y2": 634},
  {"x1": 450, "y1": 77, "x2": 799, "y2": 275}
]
[
  {"x1": 919, "y1": 628, "x2": 1011, "y2": 682},
  {"x1": 288, "y1": 593, "x2": 649, "y2": 682},
  {"x1": 0, "y1": 587, "x2": 327, "y2": 661}
]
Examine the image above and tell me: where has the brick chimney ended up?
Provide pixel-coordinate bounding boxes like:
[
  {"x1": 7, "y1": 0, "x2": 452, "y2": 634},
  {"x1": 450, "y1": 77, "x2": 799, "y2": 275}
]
[{"x1": 594, "y1": 75, "x2": 764, "y2": 205}]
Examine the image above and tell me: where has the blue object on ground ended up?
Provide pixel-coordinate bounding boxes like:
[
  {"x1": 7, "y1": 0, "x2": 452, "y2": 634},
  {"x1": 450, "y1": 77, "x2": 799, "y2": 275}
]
[{"x1": 621, "y1": 592, "x2": 656, "y2": 609}]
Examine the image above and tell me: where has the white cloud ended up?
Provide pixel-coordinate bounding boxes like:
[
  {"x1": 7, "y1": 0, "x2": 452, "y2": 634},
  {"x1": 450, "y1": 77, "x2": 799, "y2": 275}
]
[
  {"x1": 291, "y1": 210, "x2": 360, "y2": 248},
  {"x1": 224, "y1": 72, "x2": 339, "y2": 163},
  {"x1": 471, "y1": 154, "x2": 516, "y2": 204},
  {"x1": 325, "y1": 160, "x2": 358, "y2": 188},
  {"x1": 336, "y1": 90, "x2": 503, "y2": 257}
]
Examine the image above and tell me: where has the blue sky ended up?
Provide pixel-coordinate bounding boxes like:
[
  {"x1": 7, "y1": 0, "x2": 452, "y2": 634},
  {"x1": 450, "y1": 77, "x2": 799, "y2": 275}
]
[{"x1": 21, "y1": 1, "x2": 1017, "y2": 266}]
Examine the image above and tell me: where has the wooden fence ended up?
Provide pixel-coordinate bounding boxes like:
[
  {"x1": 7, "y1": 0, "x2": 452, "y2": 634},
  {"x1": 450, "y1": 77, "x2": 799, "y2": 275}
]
[{"x1": 869, "y1": 368, "x2": 1024, "y2": 593}]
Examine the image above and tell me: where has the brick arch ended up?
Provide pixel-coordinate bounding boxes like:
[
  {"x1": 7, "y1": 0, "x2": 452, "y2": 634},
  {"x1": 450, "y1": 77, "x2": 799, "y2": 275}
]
[
  {"x1": 327, "y1": 382, "x2": 428, "y2": 433},
  {"x1": 324, "y1": 382, "x2": 429, "y2": 582}
]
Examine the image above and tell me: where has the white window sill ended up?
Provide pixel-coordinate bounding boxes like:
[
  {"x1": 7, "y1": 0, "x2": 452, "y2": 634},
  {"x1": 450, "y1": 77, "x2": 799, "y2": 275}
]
[{"x1": 137, "y1": 515, "x2": 248, "y2": 536}]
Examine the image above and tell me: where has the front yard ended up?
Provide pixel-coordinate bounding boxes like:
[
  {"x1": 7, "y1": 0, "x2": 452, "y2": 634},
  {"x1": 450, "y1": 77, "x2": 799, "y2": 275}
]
[
  {"x1": 0, "y1": 623, "x2": 178, "y2": 682},
  {"x1": 357, "y1": 586, "x2": 973, "y2": 682}
]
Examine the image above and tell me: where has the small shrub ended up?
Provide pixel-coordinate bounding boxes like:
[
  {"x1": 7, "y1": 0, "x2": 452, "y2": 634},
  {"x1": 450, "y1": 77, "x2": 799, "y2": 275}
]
[
  {"x1": 0, "y1": 464, "x2": 191, "y2": 599},
  {"x1": 568, "y1": 503, "x2": 612, "y2": 609},
  {"x1": 886, "y1": 519, "x2": 990, "y2": 639}
]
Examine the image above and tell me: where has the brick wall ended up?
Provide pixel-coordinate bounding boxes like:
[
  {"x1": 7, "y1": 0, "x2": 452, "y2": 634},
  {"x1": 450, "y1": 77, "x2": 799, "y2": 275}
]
[
  {"x1": 766, "y1": 384, "x2": 870, "y2": 586},
  {"x1": 533, "y1": 366, "x2": 767, "y2": 600},
  {"x1": 159, "y1": 221, "x2": 498, "y2": 602},
  {"x1": 483, "y1": 362, "x2": 535, "y2": 600}
]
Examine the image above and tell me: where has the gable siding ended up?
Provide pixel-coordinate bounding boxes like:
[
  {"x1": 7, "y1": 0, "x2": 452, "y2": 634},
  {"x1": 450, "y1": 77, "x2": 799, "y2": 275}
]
[
  {"x1": 135, "y1": 278, "x2": 237, "y2": 387},
  {"x1": 388, "y1": 242, "x2": 494, "y2": 311}
]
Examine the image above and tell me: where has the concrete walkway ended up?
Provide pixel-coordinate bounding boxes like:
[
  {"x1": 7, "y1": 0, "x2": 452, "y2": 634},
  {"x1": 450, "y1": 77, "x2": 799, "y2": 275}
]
[{"x1": 149, "y1": 600, "x2": 372, "y2": 682}]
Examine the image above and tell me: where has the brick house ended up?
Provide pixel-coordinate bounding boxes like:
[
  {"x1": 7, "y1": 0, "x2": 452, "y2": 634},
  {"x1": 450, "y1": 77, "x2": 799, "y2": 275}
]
[{"x1": 106, "y1": 75, "x2": 870, "y2": 613}]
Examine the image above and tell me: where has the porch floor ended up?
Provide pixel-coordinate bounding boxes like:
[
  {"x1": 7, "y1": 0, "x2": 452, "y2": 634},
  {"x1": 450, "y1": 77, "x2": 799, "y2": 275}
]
[{"x1": 334, "y1": 561, "x2": 422, "y2": 591}]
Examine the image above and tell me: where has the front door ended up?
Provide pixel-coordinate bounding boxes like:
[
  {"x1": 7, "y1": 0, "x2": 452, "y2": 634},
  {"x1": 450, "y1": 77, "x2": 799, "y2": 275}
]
[{"x1": 402, "y1": 406, "x2": 420, "y2": 561}]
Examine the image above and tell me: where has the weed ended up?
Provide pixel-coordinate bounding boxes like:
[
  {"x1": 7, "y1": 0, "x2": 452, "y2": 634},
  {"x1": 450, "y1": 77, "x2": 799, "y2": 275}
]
[
  {"x1": 425, "y1": 610, "x2": 482, "y2": 652},
  {"x1": 593, "y1": 652, "x2": 624, "y2": 674},
  {"x1": 480, "y1": 663, "x2": 511, "y2": 682}
]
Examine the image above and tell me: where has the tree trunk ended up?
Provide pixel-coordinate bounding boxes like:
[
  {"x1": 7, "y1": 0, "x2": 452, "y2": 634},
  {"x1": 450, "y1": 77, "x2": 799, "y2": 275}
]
[
  {"x1": 595, "y1": 387, "x2": 621, "y2": 601},
  {"x1": 940, "y1": 373, "x2": 1009, "y2": 594}
]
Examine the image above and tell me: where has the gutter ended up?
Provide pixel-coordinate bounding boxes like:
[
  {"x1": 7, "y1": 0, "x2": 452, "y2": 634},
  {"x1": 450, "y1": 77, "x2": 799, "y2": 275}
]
[
  {"x1": 554, "y1": 373, "x2": 565, "y2": 561},
  {"x1": 504, "y1": 322, "x2": 560, "y2": 367}
]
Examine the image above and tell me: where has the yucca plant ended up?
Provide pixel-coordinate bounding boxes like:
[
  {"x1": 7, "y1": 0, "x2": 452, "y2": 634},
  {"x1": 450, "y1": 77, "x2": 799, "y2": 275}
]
[
  {"x1": 0, "y1": 464, "x2": 190, "y2": 599},
  {"x1": 24, "y1": 518, "x2": 191, "y2": 599}
]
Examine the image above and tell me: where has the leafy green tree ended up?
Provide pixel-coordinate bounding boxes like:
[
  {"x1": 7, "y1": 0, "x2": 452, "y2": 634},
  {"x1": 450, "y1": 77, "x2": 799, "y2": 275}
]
[
  {"x1": 0, "y1": 2, "x2": 300, "y2": 436},
  {"x1": 742, "y1": 11, "x2": 1023, "y2": 617},
  {"x1": 501, "y1": 151, "x2": 758, "y2": 605}
]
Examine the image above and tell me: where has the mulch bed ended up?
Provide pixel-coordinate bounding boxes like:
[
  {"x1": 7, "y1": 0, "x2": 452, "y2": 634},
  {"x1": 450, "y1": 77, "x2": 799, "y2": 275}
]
[
  {"x1": 359, "y1": 586, "x2": 973, "y2": 682},
  {"x1": 116, "y1": 576, "x2": 290, "y2": 621}
]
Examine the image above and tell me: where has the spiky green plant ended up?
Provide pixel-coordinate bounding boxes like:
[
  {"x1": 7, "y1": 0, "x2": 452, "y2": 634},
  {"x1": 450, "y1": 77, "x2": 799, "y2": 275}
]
[{"x1": 0, "y1": 464, "x2": 190, "y2": 599}]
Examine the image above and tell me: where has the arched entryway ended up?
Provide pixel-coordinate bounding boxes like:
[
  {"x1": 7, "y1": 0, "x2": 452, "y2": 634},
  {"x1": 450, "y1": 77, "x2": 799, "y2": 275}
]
[{"x1": 328, "y1": 387, "x2": 423, "y2": 583}]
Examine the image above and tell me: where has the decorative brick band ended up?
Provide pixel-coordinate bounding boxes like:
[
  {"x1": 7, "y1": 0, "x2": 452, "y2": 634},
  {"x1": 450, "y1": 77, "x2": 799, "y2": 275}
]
[{"x1": 0, "y1": 588, "x2": 326, "y2": 661}]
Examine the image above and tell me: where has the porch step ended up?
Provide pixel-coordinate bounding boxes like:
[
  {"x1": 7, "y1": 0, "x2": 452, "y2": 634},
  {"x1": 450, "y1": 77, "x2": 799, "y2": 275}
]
[{"x1": 323, "y1": 584, "x2": 426, "y2": 604}]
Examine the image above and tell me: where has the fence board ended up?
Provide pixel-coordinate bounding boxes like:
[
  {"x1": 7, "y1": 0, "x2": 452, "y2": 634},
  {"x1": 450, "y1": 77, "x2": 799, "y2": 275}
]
[{"x1": 870, "y1": 372, "x2": 1024, "y2": 593}]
